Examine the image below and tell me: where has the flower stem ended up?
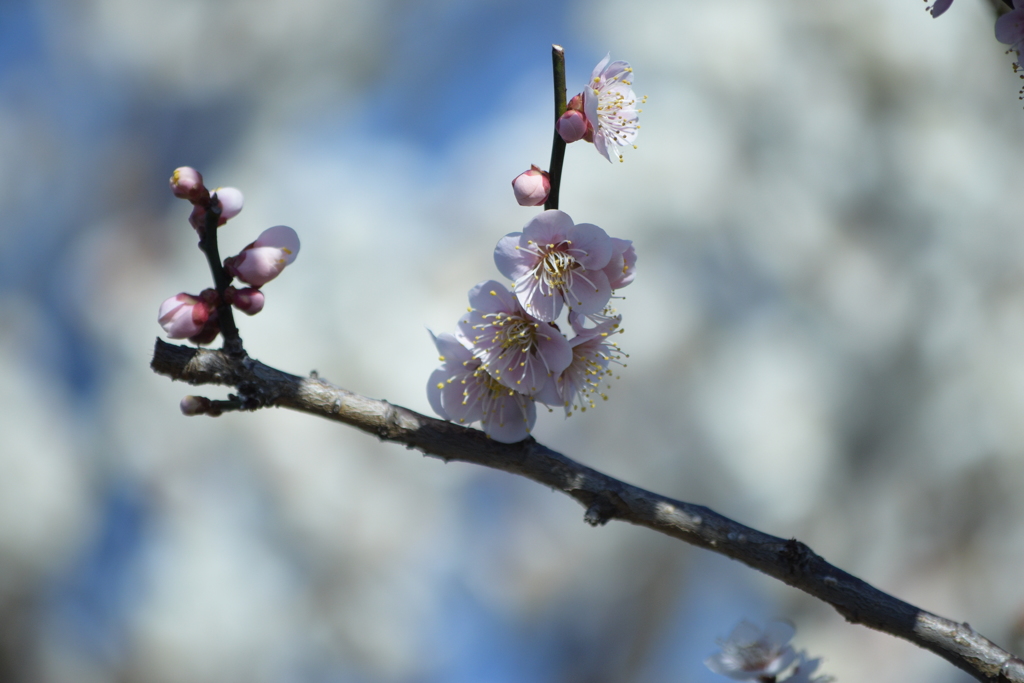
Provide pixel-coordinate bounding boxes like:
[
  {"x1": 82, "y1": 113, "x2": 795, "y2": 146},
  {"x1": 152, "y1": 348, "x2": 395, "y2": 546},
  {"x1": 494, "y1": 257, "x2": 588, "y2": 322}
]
[
  {"x1": 544, "y1": 44, "x2": 567, "y2": 211},
  {"x1": 198, "y1": 195, "x2": 243, "y2": 354}
]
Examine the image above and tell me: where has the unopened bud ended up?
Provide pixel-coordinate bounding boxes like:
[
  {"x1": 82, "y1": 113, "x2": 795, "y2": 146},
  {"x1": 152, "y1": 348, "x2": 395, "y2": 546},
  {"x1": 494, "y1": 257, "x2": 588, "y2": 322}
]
[
  {"x1": 511, "y1": 165, "x2": 550, "y2": 207},
  {"x1": 225, "y1": 225, "x2": 301, "y2": 288},
  {"x1": 556, "y1": 110, "x2": 588, "y2": 143},
  {"x1": 226, "y1": 286, "x2": 265, "y2": 315},
  {"x1": 180, "y1": 395, "x2": 211, "y2": 416},
  {"x1": 212, "y1": 187, "x2": 244, "y2": 224},
  {"x1": 170, "y1": 167, "x2": 208, "y2": 203},
  {"x1": 158, "y1": 293, "x2": 210, "y2": 339}
]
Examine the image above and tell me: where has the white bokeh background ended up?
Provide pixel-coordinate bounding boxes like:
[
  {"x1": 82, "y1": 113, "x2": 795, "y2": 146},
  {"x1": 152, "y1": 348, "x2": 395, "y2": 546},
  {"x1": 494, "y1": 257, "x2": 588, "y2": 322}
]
[{"x1": 2, "y1": 0, "x2": 1023, "y2": 681}]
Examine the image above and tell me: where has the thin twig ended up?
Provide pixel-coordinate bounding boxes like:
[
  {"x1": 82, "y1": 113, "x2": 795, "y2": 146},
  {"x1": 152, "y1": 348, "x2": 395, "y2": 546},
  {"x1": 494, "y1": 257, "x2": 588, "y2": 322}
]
[
  {"x1": 544, "y1": 44, "x2": 567, "y2": 211},
  {"x1": 196, "y1": 193, "x2": 243, "y2": 355},
  {"x1": 151, "y1": 338, "x2": 1024, "y2": 683}
]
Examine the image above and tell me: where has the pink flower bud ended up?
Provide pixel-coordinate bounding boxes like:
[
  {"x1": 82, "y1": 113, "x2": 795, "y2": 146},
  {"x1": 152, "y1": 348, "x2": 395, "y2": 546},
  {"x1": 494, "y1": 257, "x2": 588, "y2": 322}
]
[
  {"x1": 212, "y1": 187, "x2": 244, "y2": 224},
  {"x1": 556, "y1": 110, "x2": 588, "y2": 143},
  {"x1": 225, "y1": 225, "x2": 300, "y2": 288},
  {"x1": 180, "y1": 395, "x2": 211, "y2": 415},
  {"x1": 170, "y1": 167, "x2": 208, "y2": 202},
  {"x1": 226, "y1": 286, "x2": 265, "y2": 315},
  {"x1": 511, "y1": 165, "x2": 550, "y2": 207},
  {"x1": 158, "y1": 293, "x2": 210, "y2": 339}
]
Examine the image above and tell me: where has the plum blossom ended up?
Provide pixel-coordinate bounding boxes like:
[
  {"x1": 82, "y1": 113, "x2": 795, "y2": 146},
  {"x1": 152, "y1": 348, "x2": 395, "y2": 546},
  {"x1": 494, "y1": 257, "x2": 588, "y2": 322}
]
[
  {"x1": 583, "y1": 54, "x2": 643, "y2": 163},
  {"x1": 551, "y1": 312, "x2": 625, "y2": 416},
  {"x1": 158, "y1": 293, "x2": 211, "y2": 339},
  {"x1": 705, "y1": 620, "x2": 798, "y2": 681},
  {"x1": 511, "y1": 165, "x2": 551, "y2": 206},
  {"x1": 494, "y1": 210, "x2": 613, "y2": 322},
  {"x1": 225, "y1": 225, "x2": 300, "y2": 288},
  {"x1": 458, "y1": 280, "x2": 573, "y2": 396},
  {"x1": 603, "y1": 237, "x2": 637, "y2": 291},
  {"x1": 427, "y1": 331, "x2": 537, "y2": 443}
]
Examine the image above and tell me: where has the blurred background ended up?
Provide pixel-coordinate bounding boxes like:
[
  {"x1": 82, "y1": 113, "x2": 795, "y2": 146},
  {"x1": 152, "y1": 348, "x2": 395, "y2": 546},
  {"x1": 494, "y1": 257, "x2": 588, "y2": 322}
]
[{"x1": 3, "y1": 0, "x2": 1024, "y2": 681}]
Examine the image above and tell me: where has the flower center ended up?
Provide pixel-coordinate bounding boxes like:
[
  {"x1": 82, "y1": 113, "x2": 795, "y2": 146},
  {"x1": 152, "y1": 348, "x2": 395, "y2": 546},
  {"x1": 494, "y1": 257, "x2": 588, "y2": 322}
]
[
  {"x1": 542, "y1": 247, "x2": 578, "y2": 287},
  {"x1": 492, "y1": 314, "x2": 539, "y2": 355}
]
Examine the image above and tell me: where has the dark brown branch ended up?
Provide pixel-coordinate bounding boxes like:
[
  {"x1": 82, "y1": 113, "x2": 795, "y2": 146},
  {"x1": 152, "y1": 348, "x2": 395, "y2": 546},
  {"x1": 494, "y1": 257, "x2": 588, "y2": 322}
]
[
  {"x1": 544, "y1": 44, "x2": 567, "y2": 211},
  {"x1": 196, "y1": 193, "x2": 243, "y2": 355},
  {"x1": 151, "y1": 338, "x2": 1024, "y2": 682}
]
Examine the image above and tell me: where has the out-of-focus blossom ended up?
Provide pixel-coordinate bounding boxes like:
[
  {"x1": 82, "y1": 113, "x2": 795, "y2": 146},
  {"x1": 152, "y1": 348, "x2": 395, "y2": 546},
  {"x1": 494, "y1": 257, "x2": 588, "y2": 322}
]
[
  {"x1": 169, "y1": 166, "x2": 208, "y2": 202},
  {"x1": 781, "y1": 652, "x2": 834, "y2": 683},
  {"x1": 458, "y1": 280, "x2": 572, "y2": 396},
  {"x1": 552, "y1": 313, "x2": 624, "y2": 416},
  {"x1": 213, "y1": 186, "x2": 245, "y2": 223},
  {"x1": 929, "y1": 0, "x2": 954, "y2": 17},
  {"x1": 556, "y1": 109, "x2": 589, "y2": 144},
  {"x1": 225, "y1": 225, "x2": 300, "y2": 288},
  {"x1": 511, "y1": 165, "x2": 551, "y2": 206},
  {"x1": 158, "y1": 293, "x2": 211, "y2": 339},
  {"x1": 226, "y1": 286, "x2": 265, "y2": 315},
  {"x1": 996, "y1": 8, "x2": 1024, "y2": 60},
  {"x1": 705, "y1": 620, "x2": 798, "y2": 680},
  {"x1": 602, "y1": 237, "x2": 637, "y2": 291},
  {"x1": 493, "y1": 210, "x2": 613, "y2": 322},
  {"x1": 583, "y1": 54, "x2": 642, "y2": 163},
  {"x1": 427, "y1": 331, "x2": 537, "y2": 443}
]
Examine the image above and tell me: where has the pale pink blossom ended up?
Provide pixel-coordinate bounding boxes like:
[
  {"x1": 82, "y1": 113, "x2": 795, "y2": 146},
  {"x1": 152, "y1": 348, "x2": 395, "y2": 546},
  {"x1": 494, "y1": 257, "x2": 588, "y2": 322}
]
[
  {"x1": 158, "y1": 293, "x2": 210, "y2": 339},
  {"x1": 493, "y1": 210, "x2": 613, "y2": 322},
  {"x1": 458, "y1": 280, "x2": 572, "y2": 396},
  {"x1": 705, "y1": 620, "x2": 798, "y2": 681},
  {"x1": 602, "y1": 238, "x2": 637, "y2": 291},
  {"x1": 511, "y1": 165, "x2": 551, "y2": 207},
  {"x1": 583, "y1": 54, "x2": 642, "y2": 163},
  {"x1": 213, "y1": 187, "x2": 244, "y2": 223},
  {"x1": 427, "y1": 331, "x2": 537, "y2": 443},
  {"x1": 225, "y1": 225, "x2": 300, "y2": 288},
  {"x1": 556, "y1": 109, "x2": 589, "y2": 143},
  {"x1": 551, "y1": 313, "x2": 625, "y2": 416}
]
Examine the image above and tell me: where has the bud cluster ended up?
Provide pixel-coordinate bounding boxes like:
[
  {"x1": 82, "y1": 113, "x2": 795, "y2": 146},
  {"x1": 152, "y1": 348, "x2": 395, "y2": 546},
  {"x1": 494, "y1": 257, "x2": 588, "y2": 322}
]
[
  {"x1": 158, "y1": 167, "x2": 300, "y2": 345},
  {"x1": 427, "y1": 210, "x2": 635, "y2": 443}
]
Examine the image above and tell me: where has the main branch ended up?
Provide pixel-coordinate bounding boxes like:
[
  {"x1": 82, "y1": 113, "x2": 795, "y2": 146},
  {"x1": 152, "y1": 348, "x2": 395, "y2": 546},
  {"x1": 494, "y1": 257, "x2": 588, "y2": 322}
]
[{"x1": 151, "y1": 338, "x2": 1024, "y2": 682}]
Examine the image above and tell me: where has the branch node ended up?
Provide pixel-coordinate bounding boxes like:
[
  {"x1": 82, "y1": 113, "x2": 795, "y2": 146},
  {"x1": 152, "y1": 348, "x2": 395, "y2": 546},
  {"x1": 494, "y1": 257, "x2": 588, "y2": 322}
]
[
  {"x1": 584, "y1": 499, "x2": 616, "y2": 527},
  {"x1": 780, "y1": 537, "x2": 815, "y2": 575},
  {"x1": 378, "y1": 401, "x2": 399, "y2": 440}
]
